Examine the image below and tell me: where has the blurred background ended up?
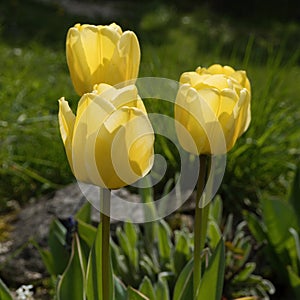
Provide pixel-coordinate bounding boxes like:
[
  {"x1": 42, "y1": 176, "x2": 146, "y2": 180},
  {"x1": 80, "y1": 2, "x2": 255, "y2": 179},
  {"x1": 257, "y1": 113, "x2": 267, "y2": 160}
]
[
  {"x1": 0, "y1": 0, "x2": 300, "y2": 298},
  {"x1": 1, "y1": 0, "x2": 299, "y2": 211}
]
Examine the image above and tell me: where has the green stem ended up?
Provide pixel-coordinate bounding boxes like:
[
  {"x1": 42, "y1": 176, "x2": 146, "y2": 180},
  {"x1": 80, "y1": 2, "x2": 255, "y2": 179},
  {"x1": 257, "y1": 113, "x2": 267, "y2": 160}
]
[
  {"x1": 100, "y1": 188, "x2": 111, "y2": 300},
  {"x1": 193, "y1": 155, "x2": 209, "y2": 299}
]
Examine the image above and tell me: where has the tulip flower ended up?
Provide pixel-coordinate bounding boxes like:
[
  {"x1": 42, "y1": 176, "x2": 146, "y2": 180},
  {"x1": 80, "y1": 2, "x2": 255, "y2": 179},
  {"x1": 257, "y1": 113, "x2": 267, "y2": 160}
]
[
  {"x1": 66, "y1": 23, "x2": 141, "y2": 95},
  {"x1": 58, "y1": 84, "x2": 154, "y2": 189},
  {"x1": 175, "y1": 64, "x2": 251, "y2": 154}
]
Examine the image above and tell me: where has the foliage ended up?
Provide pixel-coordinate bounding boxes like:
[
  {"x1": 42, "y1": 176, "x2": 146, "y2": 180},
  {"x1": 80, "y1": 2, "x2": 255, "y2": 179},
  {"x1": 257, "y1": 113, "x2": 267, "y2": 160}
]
[
  {"x1": 21, "y1": 192, "x2": 272, "y2": 299},
  {"x1": 0, "y1": 278, "x2": 13, "y2": 300},
  {"x1": 245, "y1": 165, "x2": 300, "y2": 299}
]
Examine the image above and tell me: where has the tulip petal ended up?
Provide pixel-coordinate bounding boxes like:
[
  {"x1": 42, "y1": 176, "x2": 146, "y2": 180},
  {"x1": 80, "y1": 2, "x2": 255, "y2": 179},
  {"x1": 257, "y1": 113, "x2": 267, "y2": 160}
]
[
  {"x1": 58, "y1": 98, "x2": 75, "y2": 170},
  {"x1": 93, "y1": 84, "x2": 146, "y2": 113},
  {"x1": 94, "y1": 107, "x2": 154, "y2": 189},
  {"x1": 107, "y1": 31, "x2": 141, "y2": 86},
  {"x1": 71, "y1": 93, "x2": 115, "y2": 184},
  {"x1": 180, "y1": 72, "x2": 202, "y2": 86},
  {"x1": 66, "y1": 24, "x2": 122, "y2": 95}
]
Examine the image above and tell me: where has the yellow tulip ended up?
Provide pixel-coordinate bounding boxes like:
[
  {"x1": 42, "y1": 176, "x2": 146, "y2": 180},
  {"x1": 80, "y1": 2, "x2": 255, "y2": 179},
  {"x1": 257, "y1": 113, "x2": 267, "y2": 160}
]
[
  {"x1": 58, "y1": 84, "x2": 154, "y2": 189},
  {"x1": 175, "y1": 64, "x2": 251, "y2": 154},
  {"x1": 66, "y1": 23, "x2": 141, "y2": 95}
]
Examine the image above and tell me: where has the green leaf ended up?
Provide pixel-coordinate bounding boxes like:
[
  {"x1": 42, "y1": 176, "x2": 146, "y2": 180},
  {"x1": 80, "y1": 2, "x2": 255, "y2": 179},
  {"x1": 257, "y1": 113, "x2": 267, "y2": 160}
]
[
  {"x1": 75, "y1": 201, "x2": 92, "y2": 224},
  {"x1": 48, "y1": 219, "x2": 70, "y2": 275},
  {"x1": 139, "y1": 276, "x2": 156, "y2": 300},
  {"x1": 288, "y1": 165, "x2": 300, "y2": 226},
  {"x1": 197, "y1": 238, "x2": 225, "y2": 300},
  {"x1": 57, "y1": 234, "x2": 86, "y2": 300},
  {"x1": 173, "y1": 258, "x2": 193, "y2": 300},
  {"x1": 37, "y1": 247, "x2": 56, "y2": 276},
  {"x1": 262, "y1": 198, "x2": 298, "y2": 253},
  {"x1": 173, "y1": 230, "x2": 190, "y2": 275},
  {"x1": 127, "y1": 286, "x2": 150, "y2": 300},
  {"x1": 86, "y1": 222, "x2": 114, "y2": 300},
  {"x1": 244, "y1": 211, "x2": 268, "y2": 243},
  {"x1": 232, "y1": 262, "x2": 256, "y2": 282},
  {"x1": 124, "y1": 221, "x2": 138, "y2": 248},
  {"x1": 116, "y1": 226, "x2": 139, "y2": 270},
  {"x1": 209, "y1": 195, "x2": 223, "y2": 225},
  {"x1": 287, "y1": 265, "x2": 300, "y2": 298},
  {"x1": 114, "y1": 276, "x2": 127, "y2": 300},
  {"x1": 223, "y1": 213, "x2": 233, "y2": 240},
  {"x1": 0, "y1": 278, "x2": 13, "y2": 300},
  {"x1": 110, "y1": 238, "x2": 129, "y2": 278},
  {"x1": 207, "y1": 219, "x2": 222, "y2": 250},
  {"x1": 288, "y1": 228, "x2": 300, "y2": 273},
  {"x1": 290, "y1": 228, "x2": 300, "y2": 264},
  {"x1": 31, "y1": 239, "x2": 56, "y2": 276},
  {"x1": 155, "y1": 273, "x2": 170, "y2": 300},
  {"x1": 77, "y1": 219, "x2": 97, "y2": 249},
  {"x1": 157, "y1": 220, "x2": 172, "y2": 265}
]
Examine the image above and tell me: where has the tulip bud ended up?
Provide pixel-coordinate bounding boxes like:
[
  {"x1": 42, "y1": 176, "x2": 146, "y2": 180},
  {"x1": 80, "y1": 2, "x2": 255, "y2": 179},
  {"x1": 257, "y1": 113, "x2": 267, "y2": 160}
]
[
  {"x1": 175, "y1": 64, "x2": 251, "y2": 154},
  {"x1": 58, "y1": 84, "x2": 154, "y2": 189},
  {"x1": 66, "y1": 23, "x2": 141, "y2": 95}
]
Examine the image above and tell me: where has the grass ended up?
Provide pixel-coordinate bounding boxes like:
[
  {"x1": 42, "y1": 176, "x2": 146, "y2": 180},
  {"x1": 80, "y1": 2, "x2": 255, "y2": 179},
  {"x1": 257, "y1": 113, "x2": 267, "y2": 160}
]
[
  {"x1": 0, "y1": 1, "x2": 299, "y2": 214},
  {"x1": 0, "y1": 41, "x2": 76, "y2": 206}
]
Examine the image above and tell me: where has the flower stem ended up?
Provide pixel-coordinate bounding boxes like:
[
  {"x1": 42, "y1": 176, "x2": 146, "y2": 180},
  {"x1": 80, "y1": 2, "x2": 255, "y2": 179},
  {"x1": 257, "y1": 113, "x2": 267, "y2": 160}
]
[
  {"x1": 100, "y1": 188, "x2": 111, "y2": 300},
  {"x1": 194, "y1": 155, "x2": 209, "y2": 298}
]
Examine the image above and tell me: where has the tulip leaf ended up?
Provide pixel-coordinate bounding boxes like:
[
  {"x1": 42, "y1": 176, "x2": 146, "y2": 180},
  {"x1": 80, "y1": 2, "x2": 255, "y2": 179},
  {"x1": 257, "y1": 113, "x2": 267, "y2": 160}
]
[
  {"x1": 128, "y1": 287, "x2": 150, "y2": 300},
  {"x1": 173, "y1": 258, "x2": 194, "y2": 300},
  {"x1": 287, "y1": 265, "x2": 300, "y2": 298},
  {"x1": 173, "y1": 230, "x2": 190, "y2": 275},
  {"x1": 114, "y1": 276, "x2": 127, "y2": 300},
  {"x1": 75, "y1": 201, "x2": 92, "y2": 224},
  {"x1": 116, "y1": 226, "x2": 139, "y2": 271},
  {"x1": 157, "y1": 220, "x2": 172, "y2": 266},
  {"x1": 77, "y1": 219, "x2": 97, "y2": 249},
  {"x1": 232, "y1": 262, "x2": 256, "y2": 282},
  {"x1": 197, "y1": 238, "x2": 225, "y2": 300},
  {"x1": 288, "y1": 228, "x2": 300, "y2": 273},
  {"x1": 57, "y1": 234, "x2": 86, "y2": 300},
  {"x1": 110, "y1": 238, "x2": 129, "y2": 278},
  {"x1": 262, "y1": 198, "x2": 298, "y2": 254},
  {"x1": 207, "y1": 219, "x2": 222, "y2": 250},
  {"x1": 31, "y1": 240, "x2": 56, "y2": 277},
  {"x1": 243, "y1": 211, "x2": 268, "y2": 243},
  {"x1": 124, "y1": 221, "x2": 138, "y2": 248},
  {"x1": 48, "y1": 219, "x2": 70, "y2": 275},
  {"x1": 86, "y1": 222, "x2": 114, "y2": 300},
  {"x1": 288, "y1": 165, "x2": 300, "y2": 227},
  {"x1": 139, "y1": 276, "x2": 156, "y2": 300},
  {"x1": 155, "y1": 273, "x2": 170, "y2": 300},
  {"x1": 0, "y1": 278, "x2": 13, "y2": 300},
  {"x1": 209, "y1": 195, "x2": 223, "y2": 225}
]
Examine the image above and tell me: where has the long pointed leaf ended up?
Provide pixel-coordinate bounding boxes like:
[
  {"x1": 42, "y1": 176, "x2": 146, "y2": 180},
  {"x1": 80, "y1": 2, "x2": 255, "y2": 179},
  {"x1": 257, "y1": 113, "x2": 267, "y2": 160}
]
[
  {"x1": 57, "y1": 234, "x2": 86, "y2": 300},
  {"x1": 76, "y1": 202, "x2": 92, "y2": 224},
  {"x1": 114, "y1": 276, "x2": 127, "y2": 300},
  {"x1": 173, "y1": 258, "x2": 193, "y2": 300},
  {"x1": 128, "y1": 287, "x2": 150, "y2": 300},
  {"x1": 139, "y1": 276, "x2": 156, "y2": 300},
  {"x1": 0, "y1": 278, "x2": 13, "y2": 300},
  {"x1": 155, "y1": 273, "x2": 170, "y2": 300},
  {"x1": 197, "y1": 238, "x2": 225, "y2": 300},
  {"x1": 288, "y1": 165, "x2": 300, "y2": 226},
  {"x1": 287, "y1": 266, "x2": 300, "y2": 298}
]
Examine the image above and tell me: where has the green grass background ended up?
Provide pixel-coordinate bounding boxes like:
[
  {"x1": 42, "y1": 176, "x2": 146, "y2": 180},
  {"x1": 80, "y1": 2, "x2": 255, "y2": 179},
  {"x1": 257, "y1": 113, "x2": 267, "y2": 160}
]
[{"x1": 0, "y1": 0, "x2": 299, "y2": 214}]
